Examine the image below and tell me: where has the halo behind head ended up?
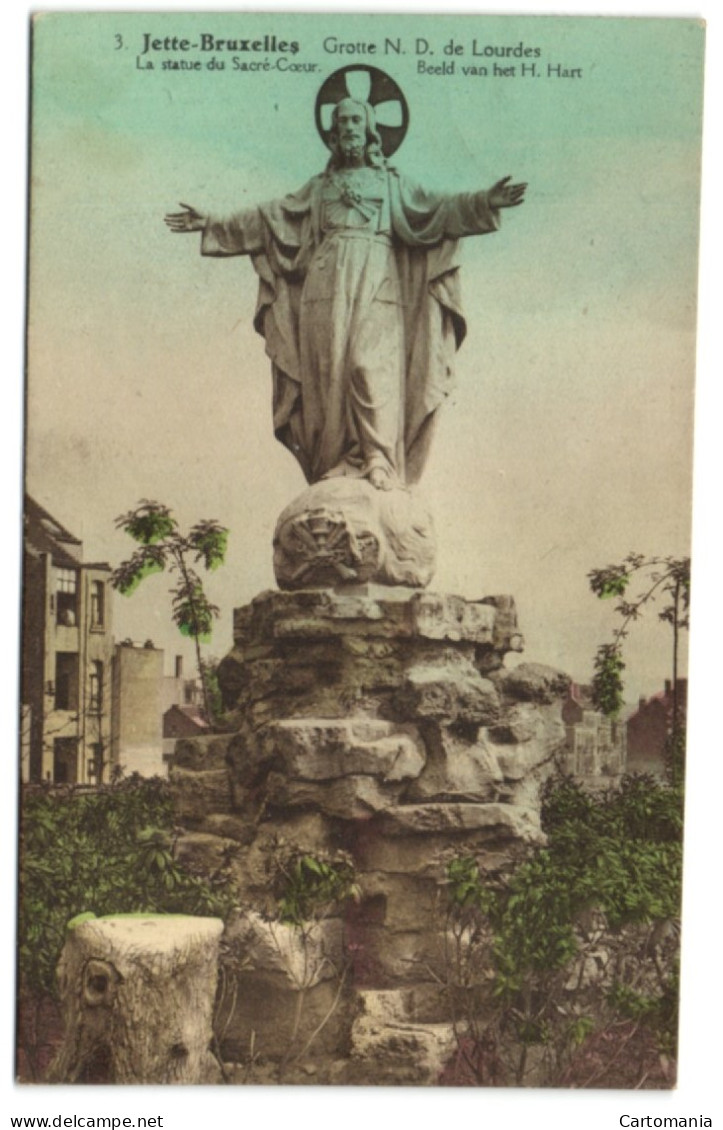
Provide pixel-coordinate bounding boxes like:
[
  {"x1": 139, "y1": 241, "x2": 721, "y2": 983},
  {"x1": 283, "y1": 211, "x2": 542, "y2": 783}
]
[{"x1": 315, "y1": 65, "x2": 409, "y2": 158}]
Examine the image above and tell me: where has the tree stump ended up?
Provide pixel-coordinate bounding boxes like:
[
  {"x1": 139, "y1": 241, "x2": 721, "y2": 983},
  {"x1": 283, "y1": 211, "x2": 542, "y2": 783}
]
[{"x1": 48, "y1": 915, "x2": 224, "y2": 1084}]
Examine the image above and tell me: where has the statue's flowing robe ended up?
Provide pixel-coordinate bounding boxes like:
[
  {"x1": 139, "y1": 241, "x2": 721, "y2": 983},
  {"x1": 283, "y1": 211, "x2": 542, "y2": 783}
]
[{"x1": 202, "y1": 170, "x2": 500, "y2": 484}]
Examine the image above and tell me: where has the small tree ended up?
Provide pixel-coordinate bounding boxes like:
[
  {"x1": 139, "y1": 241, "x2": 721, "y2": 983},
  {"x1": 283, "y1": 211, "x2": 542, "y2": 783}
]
[
  {"x1": 587, "y1": 553, "x2": 690, "y2": 781},
  {"x1": 111, "y1": 500, "x2": 228, "y2": 727},
  {"x1": 199, "y1": 656, "x2": 225, "y2": 729}
]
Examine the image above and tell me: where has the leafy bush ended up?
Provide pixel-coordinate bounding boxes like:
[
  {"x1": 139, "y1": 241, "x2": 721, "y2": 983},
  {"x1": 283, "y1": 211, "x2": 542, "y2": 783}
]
[
  {"x1": 607, "y1": 966, "x2": 680, "y2": 1055},
  {"x1": 273, "y1": 849, "x2": 359, "y2": 926},
  {"x1": 449, "y1": 774, "x2": 682, "y2": 986},
  {"x1": 444, "y1": 774, "x2": 683, "y2": 1082},
  {"x1": 542, "y1": 773, "x2": 683, "y2": 844},
  {"x1": 18, "y1": 776, "x2": 234, "y2": 1002}
]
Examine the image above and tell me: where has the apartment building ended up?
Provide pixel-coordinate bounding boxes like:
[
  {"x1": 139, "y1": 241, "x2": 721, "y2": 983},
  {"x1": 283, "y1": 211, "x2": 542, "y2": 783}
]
[{"x1": 22, "y1": 496, "x2": 114, "y2": 783}]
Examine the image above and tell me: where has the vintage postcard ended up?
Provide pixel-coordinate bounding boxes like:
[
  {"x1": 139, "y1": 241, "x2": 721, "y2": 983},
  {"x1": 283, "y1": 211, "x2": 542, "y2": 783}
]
[{"x1": 19, "y1": 10, "x2": 705, "y2": 1092}]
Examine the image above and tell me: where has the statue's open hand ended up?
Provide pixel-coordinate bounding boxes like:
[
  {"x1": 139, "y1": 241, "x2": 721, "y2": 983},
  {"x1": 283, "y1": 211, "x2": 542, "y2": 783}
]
[
  {"x1": 164, "y1": 203, "x2": 207, "y2": 233},
  {"x1": 488, "y1": 177, "x2": 527, "y2": 208}
]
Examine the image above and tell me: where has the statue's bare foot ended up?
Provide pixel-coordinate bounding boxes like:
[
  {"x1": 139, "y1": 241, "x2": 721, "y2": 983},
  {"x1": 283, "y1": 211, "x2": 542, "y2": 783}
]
[{"x1": 368, "y1": 467, "x2": 394, "y2": 491}]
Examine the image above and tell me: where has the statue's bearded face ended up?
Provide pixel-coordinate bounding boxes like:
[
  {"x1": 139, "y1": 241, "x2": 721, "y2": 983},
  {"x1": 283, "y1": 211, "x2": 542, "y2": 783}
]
[{"x1": 333, "y1": 100, "x2": 367, "y2": 162}]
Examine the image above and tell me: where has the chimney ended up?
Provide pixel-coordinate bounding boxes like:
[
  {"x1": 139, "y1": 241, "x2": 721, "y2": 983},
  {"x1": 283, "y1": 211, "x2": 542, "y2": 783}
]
[{"x1": 175, "y1": 655, "x2": 183, "y2": 678}]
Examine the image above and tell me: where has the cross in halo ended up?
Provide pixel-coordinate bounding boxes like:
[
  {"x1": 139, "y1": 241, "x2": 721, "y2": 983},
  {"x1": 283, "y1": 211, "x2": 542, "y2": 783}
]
[{"x1": 315, "y1": 65, "x2": 409, "y2": 157}]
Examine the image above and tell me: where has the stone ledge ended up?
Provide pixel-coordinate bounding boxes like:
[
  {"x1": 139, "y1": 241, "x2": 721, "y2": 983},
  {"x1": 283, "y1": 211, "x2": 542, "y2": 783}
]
[
  {"x1": 264, "y1": 717, "x2": 425, "y2": 782},
  {"x1": 172, "y1": 734, "x2": 234, "y2": 771},
  {"x1": 218, "y1": 974, "x2": 350, "y2": 1062},
  {"x1": 345, "y1": 988, "x2": 457, "y2": 1084},
  {"x1": 378, "y1": 802, "x2": 543, "y2": 842},
  {"x1": 492, "y1": 662, "x2": 571, "y2": 704},
  {"x1": 169, "y1": 767, "x2": 233, "y2": 821},
  {"x1": 233, "y1": 587, "x2": 515, "y2": 649},
  {"x1": 224, "y1": 909, "x2": 343, "y2": 989},
  {"x1": 266, "y1": 772, "x2": 405, "y2": 820},
  {"x1": 175, "y1": 832, "x2": 238, "y2": 872},
  {"x1": 394, "y1": 666, "x2": 500, "y2": 725},
  {"x1": 198, "y1": 813, "x2": 257, "y2": 845}
]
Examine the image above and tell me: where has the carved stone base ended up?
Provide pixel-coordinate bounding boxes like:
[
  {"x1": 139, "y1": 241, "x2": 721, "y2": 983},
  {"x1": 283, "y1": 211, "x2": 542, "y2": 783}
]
[{"x1": 273, "y1": 478, "x2": 436, "y2": 589}]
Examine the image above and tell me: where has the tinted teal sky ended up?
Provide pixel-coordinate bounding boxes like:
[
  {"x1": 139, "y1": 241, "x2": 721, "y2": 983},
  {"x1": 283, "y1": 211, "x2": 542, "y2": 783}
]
[{"x1": 27, "y1": 11, "x2": 704, "y2": 697}]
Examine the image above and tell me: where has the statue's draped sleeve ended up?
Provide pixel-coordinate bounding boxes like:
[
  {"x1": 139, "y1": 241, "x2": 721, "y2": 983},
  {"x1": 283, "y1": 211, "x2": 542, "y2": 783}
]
[
  {"x1": 201, "y1": 181, "x2": 320, "y2": 477},
  {"x1": 389, "y1": 174, "x2": 500, "y2": 480},
  {"x1": 199, "y1": 173, "x2": 501, "y2": 485},
  {"x1": 391, "y1": 176, "x2": 500, "y2": 244}
]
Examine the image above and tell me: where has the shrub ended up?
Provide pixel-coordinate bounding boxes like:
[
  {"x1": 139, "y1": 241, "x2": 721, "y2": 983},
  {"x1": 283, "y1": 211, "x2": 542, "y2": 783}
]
[
  {"x1": 18, "y1": 777, "x2": 234, "y2": 1004},
  {"x1": 273, "y1": 850, "x2": 359, "y2": 926},
  {"x1": 444, "y1": 773, "x2": 683, "y2": 1084}
]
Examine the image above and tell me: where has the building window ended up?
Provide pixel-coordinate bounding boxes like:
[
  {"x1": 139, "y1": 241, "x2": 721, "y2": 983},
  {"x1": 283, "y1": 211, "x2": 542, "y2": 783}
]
[
  {"x1": 89, "y1": 661, "x2": 103, "y2": 713},
  {"x1": 56, "y1": 567, "x2": 78, "y2": 626},
  {"x1": 90, "y1": 581, "x2": 105, "y2": 628},
  {"x1": 55, "y1": 652, "x2": 79, "y2": 711}
]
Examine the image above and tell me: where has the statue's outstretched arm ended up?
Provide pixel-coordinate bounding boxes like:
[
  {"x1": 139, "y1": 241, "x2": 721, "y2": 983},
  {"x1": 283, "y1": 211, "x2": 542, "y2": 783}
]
[{"x1": 164, "y1": 203, "x2": 207, "y2": 232}]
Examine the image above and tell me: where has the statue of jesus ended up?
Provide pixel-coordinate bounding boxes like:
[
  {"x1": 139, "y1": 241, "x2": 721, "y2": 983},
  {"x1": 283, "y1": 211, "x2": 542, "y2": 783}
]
[{"x1": 165, "y1": 94, "x2": 526, "y2": 492}]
